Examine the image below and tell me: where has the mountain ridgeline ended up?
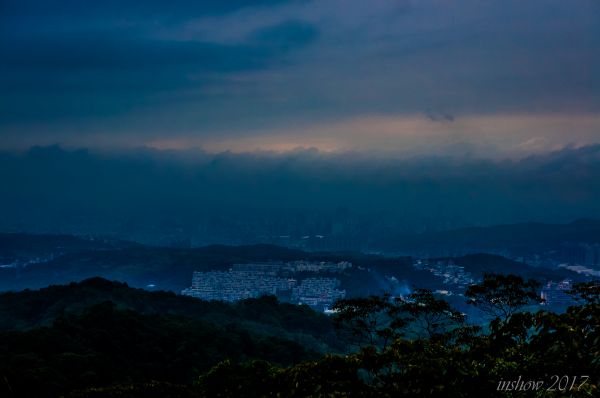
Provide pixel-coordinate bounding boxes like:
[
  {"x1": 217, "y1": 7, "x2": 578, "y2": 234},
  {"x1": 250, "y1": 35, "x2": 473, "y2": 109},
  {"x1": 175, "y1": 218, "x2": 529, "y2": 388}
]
[
  {"x1": 0, "y1": 231, "x2": 584, "y2": 295},
  {"x1": 383, "y1": 218, "x2": 600, "y2": 255},
  {"x1": 0, "y1": 234, "x2": 423, "y2": 293}
]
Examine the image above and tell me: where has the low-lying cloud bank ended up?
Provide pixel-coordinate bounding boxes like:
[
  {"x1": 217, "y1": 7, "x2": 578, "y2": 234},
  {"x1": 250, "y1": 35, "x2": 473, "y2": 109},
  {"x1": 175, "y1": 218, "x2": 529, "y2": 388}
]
[{"x1": 1, "y1": 145, "x2": 599, "y2": 242}]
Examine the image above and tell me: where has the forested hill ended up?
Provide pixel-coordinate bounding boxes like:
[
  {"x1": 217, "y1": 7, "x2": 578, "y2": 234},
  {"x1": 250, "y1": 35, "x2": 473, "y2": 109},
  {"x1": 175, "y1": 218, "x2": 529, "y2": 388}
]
[
  {"x1": 0, "y1": 278, "x2": 350, "y2": 397},
  {"x1": 1, "y1": 276, "x2": 598, "y2": 397},
  {"x1": 0, "y1": 277, "x2": 341, "y2": 352}
]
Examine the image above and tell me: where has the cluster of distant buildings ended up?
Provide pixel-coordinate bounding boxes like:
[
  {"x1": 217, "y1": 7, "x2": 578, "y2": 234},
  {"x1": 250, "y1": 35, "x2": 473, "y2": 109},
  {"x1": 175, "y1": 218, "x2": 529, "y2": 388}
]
[
  {"x1": 517, "y1": 242, "x2": 600, "y2": 269},
  {"x1": 413, "y1": 259, "x2": 475, "y2": 289},
  {"x1": 181, "y1": 261, "x2": 350, "y2": 310},
  {"x1": 412, "y1": 258, "x2": 580, "y2": 308},
  {"x1": 180, "y1": 251, "x2": 594, "y2": 312},
  {"x1": 559, "y1": 243, "x2": 600, "y2": 267},
  {"x1": 554, "y1": 243, "x2": 600, "y2": 277}
]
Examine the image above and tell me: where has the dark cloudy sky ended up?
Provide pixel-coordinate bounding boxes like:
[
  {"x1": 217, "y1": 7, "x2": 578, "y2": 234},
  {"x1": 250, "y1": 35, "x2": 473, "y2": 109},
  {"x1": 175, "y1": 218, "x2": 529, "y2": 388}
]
[{"x1": 1, "y1": 0, "x2": 599, "y2": 156}]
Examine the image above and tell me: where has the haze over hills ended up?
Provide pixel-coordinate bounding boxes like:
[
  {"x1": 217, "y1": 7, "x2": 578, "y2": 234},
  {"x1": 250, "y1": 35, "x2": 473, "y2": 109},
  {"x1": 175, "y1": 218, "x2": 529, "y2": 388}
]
[
  {"x1": 3, "y1": 217, "x2": 599, "y2": 256},
  {"x1": 384, "y1": 218, "x2": 600, "y2": 256},
  {"x1": 0, "y1": 236, "x2": 419, "y2": 293},
  {"x1": 2, "y1": 145, "x2": 600, "y2": 247},
  {"x1": 0, "y1": 231, "x2": 584, "y2": 298}
]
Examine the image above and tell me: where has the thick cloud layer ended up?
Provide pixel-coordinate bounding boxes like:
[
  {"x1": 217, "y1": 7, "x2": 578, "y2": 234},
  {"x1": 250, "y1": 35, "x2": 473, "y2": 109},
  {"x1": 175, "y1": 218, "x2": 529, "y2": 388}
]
[
  {"x1": 1, "y1": 1, "x2": 598, "y2": 241},
  {"x1": 1, "y1": 146, "x2": 600, "y2": 241}
]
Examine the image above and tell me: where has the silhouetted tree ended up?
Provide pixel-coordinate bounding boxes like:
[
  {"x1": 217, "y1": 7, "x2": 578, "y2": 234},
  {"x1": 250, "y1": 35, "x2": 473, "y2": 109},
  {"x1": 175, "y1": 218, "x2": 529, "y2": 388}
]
[
  {"x1": 332, "y1": 294, "x2": 406, "y2": 349},
  {"x1": 396, "y1": 289, "x2": 465, "y2": 340},
  {"x1": 568, "y1": 280, "x2": 600, "y2": 305},
  {"x1": 465, "y1": 273, "x2": 542, "y2": 322}
]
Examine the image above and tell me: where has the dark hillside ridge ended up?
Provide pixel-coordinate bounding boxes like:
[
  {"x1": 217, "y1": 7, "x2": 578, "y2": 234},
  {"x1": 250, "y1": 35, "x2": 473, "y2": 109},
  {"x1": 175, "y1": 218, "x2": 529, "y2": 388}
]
[
  {"x1": 384, "y1": 218, "x2": 600, "y2": 254},
  {"x1": 0, "y1": 233, "x2": 584, "y2": 296},
  {"x1": 0, "y1": 240, "x2": 415, "y2": 293},
  {"x1": 437, "y1": 253, "x2": 575, "y2": 280},
  {"x1": 0, "y1": 277, "x2": 342, "y2": 354}
]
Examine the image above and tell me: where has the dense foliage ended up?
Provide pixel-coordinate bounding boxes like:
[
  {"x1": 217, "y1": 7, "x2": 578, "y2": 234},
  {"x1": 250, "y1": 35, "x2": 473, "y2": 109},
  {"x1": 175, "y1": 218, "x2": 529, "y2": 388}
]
[
  {"x1": 0, "y1": 277, "x2": 598, "y2": 397},
  {"x1": 197, "y1": 277, "x2": 599, "y2": 397}
]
